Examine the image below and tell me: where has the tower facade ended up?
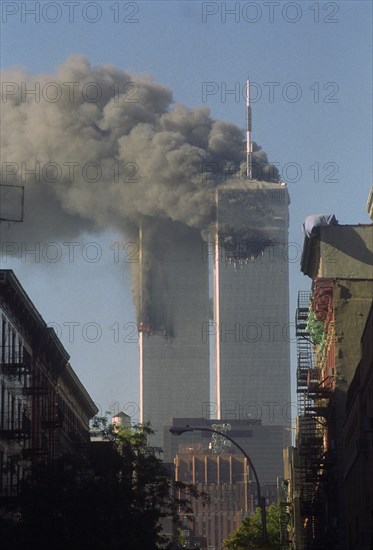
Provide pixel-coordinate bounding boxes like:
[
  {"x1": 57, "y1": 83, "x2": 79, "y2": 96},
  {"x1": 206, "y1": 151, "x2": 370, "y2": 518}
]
[
  {"x1": 139, "y1": 219, "x2": 210, "y2": 449},
  {"x1": 214, "y1": 182, "x2": 291, "y2": 427}
]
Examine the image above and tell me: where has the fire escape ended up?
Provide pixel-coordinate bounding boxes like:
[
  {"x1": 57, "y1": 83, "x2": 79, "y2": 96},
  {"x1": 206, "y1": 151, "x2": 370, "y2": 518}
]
[
  {"x1": 22, "y1": 329, "x2": 70, "y2": 463},
  {"x1": 0, "y1": 347, "x2": 32, "y2": 439},
  {"x1": 295, "y1": 290, "x2": 334, "y2": 550},
  {"x1": 0, "y1": 344, "x2": 63, "y2": 475},
  {"x1": 0, "y1": 347, "x2": 33, "y2": 497}
]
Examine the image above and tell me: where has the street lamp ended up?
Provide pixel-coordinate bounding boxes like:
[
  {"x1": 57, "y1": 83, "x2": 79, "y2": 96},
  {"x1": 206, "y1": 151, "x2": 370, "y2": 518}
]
[{"x1": 169, "y1": 425, "x2": 267, "y2": 543}]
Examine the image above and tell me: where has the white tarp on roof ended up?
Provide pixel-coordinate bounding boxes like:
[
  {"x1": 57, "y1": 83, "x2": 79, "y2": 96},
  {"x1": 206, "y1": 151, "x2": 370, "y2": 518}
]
[{"x1": 302, "y1": 214, "x2": 338, "y2": 238}]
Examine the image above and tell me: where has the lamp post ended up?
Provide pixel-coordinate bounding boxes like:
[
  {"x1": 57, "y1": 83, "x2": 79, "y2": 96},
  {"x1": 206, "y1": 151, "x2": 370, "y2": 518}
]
[{"x1": 169, "y1": 425, "x2": 267, "y2": 544}]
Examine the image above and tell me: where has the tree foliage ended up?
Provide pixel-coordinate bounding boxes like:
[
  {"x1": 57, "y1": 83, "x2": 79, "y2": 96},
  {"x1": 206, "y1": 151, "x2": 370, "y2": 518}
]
[
  {"x1": 223, "y1": 502, "x2": 281, "y2": 550},
  {"x1": 306, "y1": 307, "x2": 325, "y2": 349},
  {"x1": 0, "y1": 421, "x2": 203, "y2": 550}
]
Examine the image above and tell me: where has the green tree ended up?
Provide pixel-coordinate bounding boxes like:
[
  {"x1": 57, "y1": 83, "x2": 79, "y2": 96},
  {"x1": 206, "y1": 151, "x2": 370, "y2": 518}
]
[
  {"x1": 306, "y1": 307, "x2": 325, "y2": 348},
  {"x1": 0, "y1": 422, "x2": 204, "y2": 550},
  {"x1": 223, "y1": 502, "x2": 281, "y2": 550}
]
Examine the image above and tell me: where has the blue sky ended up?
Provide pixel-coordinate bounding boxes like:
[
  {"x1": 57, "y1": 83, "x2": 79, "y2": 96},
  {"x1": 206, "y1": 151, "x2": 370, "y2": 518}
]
[{"x1": 1, "y1": 1, "x2": 372, "y2": 423}]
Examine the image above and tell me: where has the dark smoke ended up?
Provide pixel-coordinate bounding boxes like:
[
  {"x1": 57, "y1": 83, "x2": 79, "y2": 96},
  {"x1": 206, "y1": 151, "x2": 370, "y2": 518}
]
[{"x1": 1, "y1": 55, "x2": 281, "y2": 325}]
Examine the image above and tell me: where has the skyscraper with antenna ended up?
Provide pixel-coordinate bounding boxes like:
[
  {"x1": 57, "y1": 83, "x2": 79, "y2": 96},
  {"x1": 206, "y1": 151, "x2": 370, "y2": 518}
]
[
  {"x1": 213, "y1": 78, "x2": 291, "y2": 428},
  {"x1": 246, "y1": 78, "x2": 253, "y2": 180},
  {"x1": 139, "y1": 77, "x2": 291, "y2": 455}
]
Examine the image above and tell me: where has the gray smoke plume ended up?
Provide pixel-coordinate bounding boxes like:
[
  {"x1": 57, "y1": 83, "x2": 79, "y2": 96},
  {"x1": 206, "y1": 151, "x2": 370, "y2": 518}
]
[{"x1": 1, "y1": 55, "x2": 281, "y2": 325}]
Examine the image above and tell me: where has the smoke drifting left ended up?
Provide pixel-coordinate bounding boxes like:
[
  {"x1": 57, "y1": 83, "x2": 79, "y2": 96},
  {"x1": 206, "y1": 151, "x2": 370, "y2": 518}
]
[{"x1": 1, "y1": 56, "x2": 280, "y2": 325}]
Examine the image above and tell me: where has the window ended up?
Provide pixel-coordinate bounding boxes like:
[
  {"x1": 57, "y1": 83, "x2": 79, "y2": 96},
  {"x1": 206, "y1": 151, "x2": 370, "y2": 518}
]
[
  {"x1": 11, "y1": 395, "x2": 15, "y2": 430},
  {"x1": 0, "y1": 384, "x2": 5, "y2": 428},
  {"x1": 0, "y1": 451, "x2": 4, "y2": 493},
  {"x1": 11, "y1": 331, "x2": 16, "y2": 362},
  {"x1": 1, "y1": 317, "x2": 7, "y2": 363},
  {"x1": 7, "y1": 323, "x2": 12, "y2": 363},
  {"x1": 17, "y1": 402, "x2": 21, "y2": 430}
]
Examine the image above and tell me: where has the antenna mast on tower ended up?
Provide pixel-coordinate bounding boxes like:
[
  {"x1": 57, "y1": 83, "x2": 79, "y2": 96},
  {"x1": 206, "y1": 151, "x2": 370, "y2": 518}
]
[{"x1": 246, "y1": 79, "x2": 252, "y2": 179}]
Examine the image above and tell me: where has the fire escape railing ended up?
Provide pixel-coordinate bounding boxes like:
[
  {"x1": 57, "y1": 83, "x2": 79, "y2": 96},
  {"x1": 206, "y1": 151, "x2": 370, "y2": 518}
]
[{"x1": 295, "y1": 290, "x2": 333, "y2": 549}]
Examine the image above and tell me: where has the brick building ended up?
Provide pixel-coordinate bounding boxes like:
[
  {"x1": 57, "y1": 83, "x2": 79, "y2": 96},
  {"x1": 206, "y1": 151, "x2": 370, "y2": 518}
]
[{"x1": 283, "y1": 223, "x2": 373, "y2": 550}]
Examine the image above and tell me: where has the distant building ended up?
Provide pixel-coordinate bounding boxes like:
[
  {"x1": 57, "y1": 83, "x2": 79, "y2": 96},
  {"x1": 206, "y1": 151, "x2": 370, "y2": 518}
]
[
  {"x1": 213, "y1": 182, "x2": 291, "y2": 428},
  {"x1": 112, "y1": 411, "x2": 131, "y2": 430},
  {"x1": 139, "y1": 220, "x2": 210, "y2": 450},
  {"x1": 167, "y1": 418, "x2": 287, "y2": 507},
  {"x1": 174, "y1": 447, "x2": 249, "y2": 550},
  {"x1": 0, "y1": 269, "x2": 98, "y2": 497}
]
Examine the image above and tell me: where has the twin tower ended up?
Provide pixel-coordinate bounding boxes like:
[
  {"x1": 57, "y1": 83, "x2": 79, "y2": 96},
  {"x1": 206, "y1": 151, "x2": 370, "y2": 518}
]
[{"x1": 138, "y1": 179, "x2": 291, "y2": 453}]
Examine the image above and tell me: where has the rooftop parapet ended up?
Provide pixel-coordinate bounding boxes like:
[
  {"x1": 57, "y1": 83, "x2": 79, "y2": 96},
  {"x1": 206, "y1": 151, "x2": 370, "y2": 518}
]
[{"x1": 301, "y1": 224, "x2": 373, "y2": 280}]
